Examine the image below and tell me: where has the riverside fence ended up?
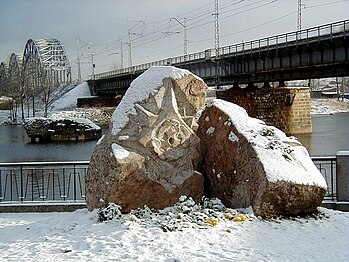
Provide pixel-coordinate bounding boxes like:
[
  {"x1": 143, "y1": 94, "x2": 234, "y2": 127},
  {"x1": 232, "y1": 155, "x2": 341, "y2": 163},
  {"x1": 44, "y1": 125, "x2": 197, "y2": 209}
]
[
  {"x1": 0, "y1": 157, "x2": 340, "y2": 205},
  {"x1": 0, "y1": 161, "x2": 88, "y2": 204}
]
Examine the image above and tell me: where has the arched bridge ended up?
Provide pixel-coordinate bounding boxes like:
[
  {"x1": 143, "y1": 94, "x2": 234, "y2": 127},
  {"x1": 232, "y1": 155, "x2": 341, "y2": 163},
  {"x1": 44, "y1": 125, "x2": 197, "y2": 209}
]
[
  {"x1": 0, "y1": 38, "x2": 71, "y2": 98},
  {"x1": 89, "y1": 19, "x2": 349, "y2": 96}
]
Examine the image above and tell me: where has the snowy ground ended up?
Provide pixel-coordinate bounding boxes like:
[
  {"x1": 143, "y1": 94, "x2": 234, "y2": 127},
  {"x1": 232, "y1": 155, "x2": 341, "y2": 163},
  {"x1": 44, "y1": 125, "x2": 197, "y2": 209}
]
[
  {"x1": 311, "y1": 98, "x2": 349, "y2": 115},
  {"x1": 1, "y1": 82, "x2": 348, "y2": 261},
  {"x1": 0, "y1": 199, "x2": 348, "y2": 262}
]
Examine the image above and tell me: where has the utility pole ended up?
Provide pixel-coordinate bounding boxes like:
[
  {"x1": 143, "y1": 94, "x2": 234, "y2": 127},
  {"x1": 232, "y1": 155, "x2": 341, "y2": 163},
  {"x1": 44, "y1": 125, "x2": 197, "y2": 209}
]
[
  {"x1": 214, "y1": 0, "x2": 220, "y2": 88},
  {"x1": 214, "y1": 0, "x2": 220, "y2": 58},
  {"x1": 127, "y1": 19, "x2": 132, "y2": 67},
  {"x1": 184, "y1": 17, "x2": 188, "y2": 56},
  {"x1": 297, "y1": 0, "x2": 302, "y2": 32},
  {"x1": 170, "y1": 17, "x2": 188, "y2": 56},
  {"x1": 76, "y1": 37, "x2": 81, "y2": 81},
  {"x1": 88, "y1": 43, "x2": 95, "y2": 79},
  {"x1": 127, "y1": 19, "x2": 145, "y2": 68},
  {"x1": 91, "y1": 53, "x2": 95, "y2": 80},
  {"x1": 119, "y1": 37, "x2": 124, "y2": 68}
]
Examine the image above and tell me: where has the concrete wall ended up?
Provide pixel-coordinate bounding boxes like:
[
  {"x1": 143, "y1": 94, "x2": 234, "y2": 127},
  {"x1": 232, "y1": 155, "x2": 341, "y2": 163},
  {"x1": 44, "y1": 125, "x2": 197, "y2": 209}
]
[
  {"x1": 337, "y1": 151, "x2": 349, "y2": 202},
  {"x1": 216, "y1": 87, "x2": 312, "y2": 135},
  {"x1": 0, "y1": 203, "x2": 86, "y2": 213}
]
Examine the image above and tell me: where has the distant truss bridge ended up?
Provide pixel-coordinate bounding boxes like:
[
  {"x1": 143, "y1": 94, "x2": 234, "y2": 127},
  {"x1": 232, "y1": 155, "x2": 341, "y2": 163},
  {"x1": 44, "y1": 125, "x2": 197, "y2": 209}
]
[{"x1": 0, "y1": 38, "x2": 71, "y2": 98}]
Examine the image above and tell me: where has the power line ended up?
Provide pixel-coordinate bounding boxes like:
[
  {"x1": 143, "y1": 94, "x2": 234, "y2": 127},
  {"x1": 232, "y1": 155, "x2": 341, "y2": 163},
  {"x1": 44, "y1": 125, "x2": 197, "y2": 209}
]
[
  {"x1": 83, "y1": 1, "x2": 248, "y2": 58},
  {"x1": 118, "y1": 0, "x2": 280, "y2": 57},
  {"x1": 186, "y1": 0, "x2": 279, "y2": 32},
  {"x1": 133, "y1": 45, "x2": 183, "y2": 59},
  {"x1": 305, "y1": 0, "x2": 349, "y2": 9},
  {"x1": 85, "y1": 0, "x2": 347, "y2": 71},
  {"x1": 221, "y1": 10, "x2": 297, "y2": 38},
  {"x1": 190, "y1": 10, "x2": 297, "y2": 45}
]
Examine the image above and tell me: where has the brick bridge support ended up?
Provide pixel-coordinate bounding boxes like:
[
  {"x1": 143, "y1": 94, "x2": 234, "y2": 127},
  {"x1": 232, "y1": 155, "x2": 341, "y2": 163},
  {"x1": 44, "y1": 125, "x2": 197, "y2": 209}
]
[{"x1": 216, "y1": 87, "x2": 312, "y2": 135}]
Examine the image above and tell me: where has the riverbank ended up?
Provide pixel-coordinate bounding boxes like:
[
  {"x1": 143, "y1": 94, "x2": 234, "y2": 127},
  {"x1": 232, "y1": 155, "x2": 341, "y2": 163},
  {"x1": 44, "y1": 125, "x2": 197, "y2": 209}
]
[
  {"x1": 311, "y1": 98, "x2": 349, "y2": 115},
  {"x1": 1, "y1": 97, "x2": 348, "y2": 126}
]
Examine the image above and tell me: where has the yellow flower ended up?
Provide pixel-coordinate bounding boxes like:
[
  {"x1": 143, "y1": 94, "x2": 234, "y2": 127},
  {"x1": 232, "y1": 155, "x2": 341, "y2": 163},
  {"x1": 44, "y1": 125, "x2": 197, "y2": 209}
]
[
  {"x1": 205, "y1": 218, "x2": 218, "y2": 226},
  {"x1": 224, "y1": 213, "x2": 233, "y2": 220},
  {"x1": 233, "y1": 214, "x2": 248, "y2": 222}
]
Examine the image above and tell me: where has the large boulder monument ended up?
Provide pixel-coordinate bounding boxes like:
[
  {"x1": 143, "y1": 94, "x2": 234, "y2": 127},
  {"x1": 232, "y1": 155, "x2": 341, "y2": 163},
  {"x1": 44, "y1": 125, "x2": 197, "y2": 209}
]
[
  {"x1": 86, "y1": 66, "x2": 327, "y2": 218},
  {"x1": 197, "y1": 99, "x2": 327, "y2": 218},
  {"x1": 86, "y1": 66, "x2": 207, "y2": 212}
]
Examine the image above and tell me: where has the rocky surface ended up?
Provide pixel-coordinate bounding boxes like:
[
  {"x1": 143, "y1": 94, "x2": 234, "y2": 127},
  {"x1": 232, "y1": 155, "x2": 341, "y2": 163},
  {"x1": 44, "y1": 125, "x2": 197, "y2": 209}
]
[
  {"x1": 86, "y1": 66, "x2": 207, "y2": 212},
  {"x1": 197, "y1": 99, "x2": 327, "y2": 218},
  {"x1": 97, "y1": 196, "x2": 251, "y2": 231}
]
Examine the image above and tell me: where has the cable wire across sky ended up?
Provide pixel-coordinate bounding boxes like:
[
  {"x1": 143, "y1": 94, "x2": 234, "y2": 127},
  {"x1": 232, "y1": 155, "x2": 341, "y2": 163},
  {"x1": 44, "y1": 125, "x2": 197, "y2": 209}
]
[{"x1": 59, "y1": 0, "x2": 349, "y2": 77}]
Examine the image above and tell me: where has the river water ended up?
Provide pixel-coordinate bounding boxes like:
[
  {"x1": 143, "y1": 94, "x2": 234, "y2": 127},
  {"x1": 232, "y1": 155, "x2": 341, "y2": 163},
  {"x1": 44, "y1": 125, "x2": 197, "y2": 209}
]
[
  {"x1": 0, "y1": 113, "x2": 348, "y2": 162},
  {"x1": 0, "y1": 124, "x2": 98, "y2": 162},
  {"x1": 296, "y1": 113, "x2": 349, "y2": 156}
]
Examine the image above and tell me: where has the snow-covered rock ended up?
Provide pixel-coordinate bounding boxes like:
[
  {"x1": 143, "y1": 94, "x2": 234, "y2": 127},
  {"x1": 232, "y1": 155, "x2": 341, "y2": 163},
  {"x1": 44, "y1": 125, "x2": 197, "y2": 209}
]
[
  {"x1": 197, "y1": 99, "x2": 327, "y2": 218},
  {"x1": 86, "y1": 66, "x2": 207, "y2": 212},
  {"x1": 23, "y1": 117, "x2": 101, "y2": 142}
]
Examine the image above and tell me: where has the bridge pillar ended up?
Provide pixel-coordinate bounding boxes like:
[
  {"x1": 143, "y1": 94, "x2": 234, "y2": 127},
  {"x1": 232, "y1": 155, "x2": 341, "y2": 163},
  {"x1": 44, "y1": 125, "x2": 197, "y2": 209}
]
[
  {"x1": 262, "y1": 81, "x2": 271, "y2": 88},
  {"x1": 247, "y1": 82, "x2": 258, "y2": 90},
  {"x1": 216, "y1": 86, "x2": 313, "y2": 135},
  {"x1": 232, "y1": 83, "x2": 240, "y2": 89},
  {"x1": 278, "y1": 81, "x2": 286, "y2": 87}
]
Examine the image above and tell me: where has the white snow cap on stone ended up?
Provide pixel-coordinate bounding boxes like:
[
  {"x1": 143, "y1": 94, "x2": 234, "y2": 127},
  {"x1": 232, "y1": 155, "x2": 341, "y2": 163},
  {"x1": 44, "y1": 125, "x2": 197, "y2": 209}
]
[
  {"x1": 111, "y1": 66, "x2": 203, "y2": 135},
  {"x1": 207, "y1": 99, "x2": 327, "y2": 189},
  {"x1": 111, "y1": 143, "x2": 130, "y2": 159}
]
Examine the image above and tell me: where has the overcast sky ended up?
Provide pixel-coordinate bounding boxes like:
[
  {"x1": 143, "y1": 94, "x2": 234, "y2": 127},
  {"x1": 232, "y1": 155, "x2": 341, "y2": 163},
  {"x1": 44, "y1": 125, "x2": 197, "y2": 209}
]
[{"x1": 0, "y1": 0, "x2": 348, "y2": 80}]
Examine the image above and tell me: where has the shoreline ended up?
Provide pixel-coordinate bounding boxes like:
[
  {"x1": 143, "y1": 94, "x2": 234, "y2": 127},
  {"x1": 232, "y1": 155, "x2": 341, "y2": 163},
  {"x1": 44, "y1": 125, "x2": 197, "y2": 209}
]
[{"x1": 1, "y1": 98, "x2": 348, "y2": 127}]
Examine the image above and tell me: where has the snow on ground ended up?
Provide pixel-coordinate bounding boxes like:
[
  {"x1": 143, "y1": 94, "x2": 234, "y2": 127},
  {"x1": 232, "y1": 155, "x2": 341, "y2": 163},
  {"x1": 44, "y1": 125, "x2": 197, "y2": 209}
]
[
  {"x1": 49, "y1": 82, "x2": 91, "y2": 112},
  {"x1": 0, "y1": 199, "x2": 348, "y2": 262}
]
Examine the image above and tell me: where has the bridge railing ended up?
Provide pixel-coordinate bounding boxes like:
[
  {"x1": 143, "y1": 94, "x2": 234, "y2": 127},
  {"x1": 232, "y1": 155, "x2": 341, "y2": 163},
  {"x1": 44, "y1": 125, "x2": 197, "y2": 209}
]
[
  {"x1": 220, "y1": 19, "x2": 348, "y2": 56},
  {"x1": 311, "y1": 156, "x2": 337, "y2": 201},
  {"x1": 93, "y1": 19, "x2": 348, "y2": 80},
  {"x1": 0, "y1": 161, "x2": 89, "y2": 203},
  {"x1": 0, "y1": 157, "x2": 338, "y2": 205}
]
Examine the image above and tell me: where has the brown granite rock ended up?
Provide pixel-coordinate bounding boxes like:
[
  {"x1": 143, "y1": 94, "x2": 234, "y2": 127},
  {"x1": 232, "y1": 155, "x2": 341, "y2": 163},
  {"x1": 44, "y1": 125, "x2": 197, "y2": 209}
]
[
  {"x1": 197, "y1": 99, "x2": 327, "y2": 218},
  {"x1": 86, "y1": 66, "x2": 207, "y2": 212}
]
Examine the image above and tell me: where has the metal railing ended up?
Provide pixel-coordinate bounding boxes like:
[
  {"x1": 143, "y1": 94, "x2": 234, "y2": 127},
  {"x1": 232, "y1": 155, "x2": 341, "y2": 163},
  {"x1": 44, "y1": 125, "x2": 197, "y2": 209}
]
[
  {"x1": 93, "y1": 19, "x2": 349, "y2": 80},
  {"x1": 0, "y1": 157, "x2": 338, "y2": 204},
  {"x1": 0, "y1": 161, "x2": 89, "y2": 204},
  {"x1": 311, "y1": 156, "x2": 337, "y2": 201}
]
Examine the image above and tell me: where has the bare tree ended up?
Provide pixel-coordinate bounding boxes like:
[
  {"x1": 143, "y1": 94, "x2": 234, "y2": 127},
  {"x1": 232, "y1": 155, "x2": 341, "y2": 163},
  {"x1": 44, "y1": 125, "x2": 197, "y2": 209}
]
[{"x1": 42, "y1": 69, "x2": 54, "y2": 117}]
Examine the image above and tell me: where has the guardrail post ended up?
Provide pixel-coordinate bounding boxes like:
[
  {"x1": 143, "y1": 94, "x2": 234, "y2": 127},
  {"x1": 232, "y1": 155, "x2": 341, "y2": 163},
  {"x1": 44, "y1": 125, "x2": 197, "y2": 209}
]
[
  {"x1": 10, "y1": 170, "x2": 13, "y2": 201},
  {"x1": 336, "y1": 151, "x2": 349, "y2": 202},
  {"x1": 20, "y1": 165, "x2": 23, "y2": 202},
  {"x1": 0, "y1": 171, "x2": 2, "y2": 201},
  {"x1": 52, "y1": 168, "x2": 55, "y2": 201},
  {"x1": 74, "y1": 165, "x2": 77, "y2": 201}
]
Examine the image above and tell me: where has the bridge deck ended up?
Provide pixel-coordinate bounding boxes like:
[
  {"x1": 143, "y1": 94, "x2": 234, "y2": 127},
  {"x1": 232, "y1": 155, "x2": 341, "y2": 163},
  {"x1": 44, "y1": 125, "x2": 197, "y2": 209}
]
[{"x1": 89, "y1": 19, "x2": 349, "y2": 95}]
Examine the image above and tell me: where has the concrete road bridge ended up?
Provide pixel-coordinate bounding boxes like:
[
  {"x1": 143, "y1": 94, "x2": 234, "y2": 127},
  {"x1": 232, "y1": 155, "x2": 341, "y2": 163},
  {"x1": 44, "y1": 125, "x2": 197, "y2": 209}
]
[{"x1": 89, "y1": 19, "x2": 349, "y2": 96}]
